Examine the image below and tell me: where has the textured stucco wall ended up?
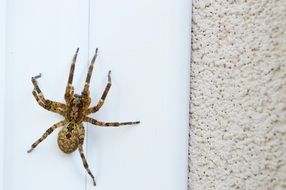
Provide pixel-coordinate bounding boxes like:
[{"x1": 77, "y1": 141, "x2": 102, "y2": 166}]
[{"x1": 189, "y1": 0, "x2": 286, "y2": 189}]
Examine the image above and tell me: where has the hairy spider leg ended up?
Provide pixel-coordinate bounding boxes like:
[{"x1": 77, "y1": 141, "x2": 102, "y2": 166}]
[
  {"x1": 82, "y1": 48, "x2": 98, "y2": 97},
  {"x1": 77, "y1": 125, "x2": 96, "y2": 186},
  {"x1": 65, "y1": 48, "x2": 79, "y2": 103},
  {"x1": 85, "y1": 70, "x2": 112, "y2": 114},
  {"x1": 85, "y1": 48, "x2": 98, "y2": 85},
  {"x1": 29, "y1": 49, "x2": 140, "y2": 186},
  {"x1": 31, "y1": 74, "x2": 66, "y2": 115},
  {"x1": 27, "y1": 120, "x2": 67, "y2": 153},
  {"x1": 84, "y1": 117, "x2": 140, "y2": 127}
]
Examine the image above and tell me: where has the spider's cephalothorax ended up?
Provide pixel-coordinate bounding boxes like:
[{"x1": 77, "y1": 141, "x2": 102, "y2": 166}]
[
  {"x1": 27, "y1": 48, "x2": 140, "y2": 186},
  {"x1": 65, "y1": 94, "x2": 88, "y2": 123}
]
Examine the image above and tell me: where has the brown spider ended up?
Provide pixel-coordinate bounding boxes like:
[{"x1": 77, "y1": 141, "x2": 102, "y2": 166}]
[{"x1": 27, "y1": 48, "x2": 140, "y2": 186}]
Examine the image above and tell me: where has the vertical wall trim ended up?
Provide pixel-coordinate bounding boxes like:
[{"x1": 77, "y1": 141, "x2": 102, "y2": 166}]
[{"x1": 85, "y1": 0, "x2": 91, "y2": 189}]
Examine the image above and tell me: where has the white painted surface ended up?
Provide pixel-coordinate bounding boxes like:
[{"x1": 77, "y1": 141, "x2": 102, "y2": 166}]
[
  {"x1": 3, "y1": 0, "x2": 191, "y2": 189},
  {"x1": 0, "y1": 0, "x2": 6, "y2": 189},
  {"x1": 4, "y1": 0, "x2": 90, "y2": 189}
]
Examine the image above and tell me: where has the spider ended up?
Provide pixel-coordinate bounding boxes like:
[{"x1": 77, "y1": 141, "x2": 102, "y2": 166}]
[{"x1": 27, "y1": 48, "x2": 140, "y2": 186}]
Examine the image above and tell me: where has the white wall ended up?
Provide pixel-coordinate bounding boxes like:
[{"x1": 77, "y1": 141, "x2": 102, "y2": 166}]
[
  {"x1": 4, "y1": 0, "x2": 90, "y2": 189},
  {"x1": 0, "y1": 0, "x2": 6, "y2": 189},
  {"x1": 3, "y1": 0, "x2": 191, "y2": 189}
]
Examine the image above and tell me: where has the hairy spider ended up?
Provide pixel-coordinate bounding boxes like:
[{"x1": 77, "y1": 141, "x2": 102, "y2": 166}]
[{"x1": 27, "y1": 48, "x2": 140, "y2": 186}]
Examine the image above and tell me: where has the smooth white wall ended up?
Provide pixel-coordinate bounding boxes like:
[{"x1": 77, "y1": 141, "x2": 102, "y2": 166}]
[
  {"x1": 4, "y1": 0, "x2": 90, "y2": 189},
  {"x1": 0, "y1": 0, "x2": 6, "y2": 189},
  {"x1": 3, "y1": 0, "x2": 191, "y2": 189}
]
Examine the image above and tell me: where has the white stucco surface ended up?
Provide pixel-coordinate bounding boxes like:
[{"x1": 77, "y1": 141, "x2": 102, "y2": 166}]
[{"x1": 189, "y1": 0, "x2": 286, "y2": 189}]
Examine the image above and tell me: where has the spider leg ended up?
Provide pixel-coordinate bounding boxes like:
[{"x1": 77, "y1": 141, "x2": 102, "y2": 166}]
[
  {"x1": 27, "y1": 120, "x2": 66, "y2": 153},
  {"x1": 82, "y1": 48, "x2": 98, "y2": 97},
  {"x1": 77, "y1": 126, "x2": 96, "y2": 186},
  {"x1": 84, "y1": 116, "x2": 140, "y2": 127},
  {"x1": 86, "y1": 71, "x2": 111, "y2": 114},
  {"x1": 31, "y1": 74, "x2": 66, "y2": 115},
  {"x1": 65, "y1": 48, "x2": 79, "y2": 103}
]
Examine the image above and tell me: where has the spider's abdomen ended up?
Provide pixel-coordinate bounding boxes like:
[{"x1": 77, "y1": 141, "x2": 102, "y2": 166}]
[{"x1": 57, "y1": 123, "x2": 84, "y2": 153}]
